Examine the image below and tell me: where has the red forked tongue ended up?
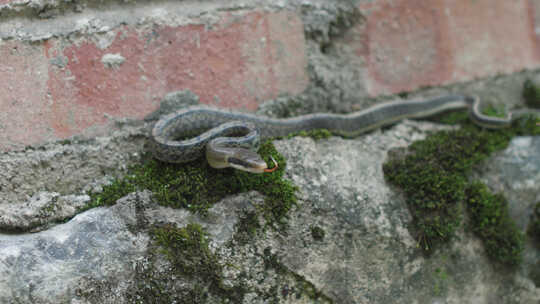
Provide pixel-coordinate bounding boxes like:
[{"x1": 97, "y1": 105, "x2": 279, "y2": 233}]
[{"x1": 264, "y1": 156, "x2": 278, "y2": 173}]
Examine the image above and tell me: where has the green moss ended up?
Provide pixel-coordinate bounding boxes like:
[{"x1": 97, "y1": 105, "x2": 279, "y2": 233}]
[
  {"x1": 465, "y1": 183, "x2": 523, "y2": 266},
  {"x1": 384, "y1": 127, "x2": 503, "y2": 252},
  {"x1": 88, "y1": 140, "x2": 297, "y2": 227},
  {"x1": 480, "y1": 104, "x2": 507, "y2": 118},
  {"x1": 234, "y1": 210, "x2": 261, "y2": 245},
  {"x1": 84, "y1": 140, "x2": 299, "y2": 302},
  {"x1": 86, "y1": 179, "x2": 136, "y2": 211},
  {"x1": 285, "y1": 129, "x2": 332, "y2": 140},
  {"x1": 397, "y1": 91, "x2": 409, "y2": 99},
  {"x1": 152, "y1": 223, "x2": 247, "y2": 302},
  {"x1": 522, "y1": 79, "x2": 540, "y2": 108},
  {"x1": 262, "y1": 247, "x2": 334, "y2": 303},
  {"x1": 527, "y1": 201, "x2": 540, "y2": 247},
  {"x1": 154, "y1": 224, "x2": 221, "y2": 281},
  {"x1": 383, "y1": 114, "x2": 538, "y2": 255},
  {"x1": 310, "y1": 226, "x2": 325, "y2": 241},
  {"x1": 529, "y1": 261, "x2": 540, "y2": 288},
  {"x1": 433, "y1": 267, "x2": 449, "y2": 296},
  {"x1": 233, "y1": 141, "x2": 298, "y2": 228},
  {"x1": 431, "y1": 109, "x2": 470, "y2": 125}
]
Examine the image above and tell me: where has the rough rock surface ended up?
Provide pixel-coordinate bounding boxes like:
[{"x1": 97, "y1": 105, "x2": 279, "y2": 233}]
[
  {"x1": 269, "y1": 133, "x2": 540, "y2": 304},
  {"x1": 0, "y1": 191, "x2": 149, "y2": 303},
  {"x1": 0, "y1": 117, "x2": 538, "y2": 303},
  {"x1": 0, "y1": 123, "x2": 146, "y2": 231}
]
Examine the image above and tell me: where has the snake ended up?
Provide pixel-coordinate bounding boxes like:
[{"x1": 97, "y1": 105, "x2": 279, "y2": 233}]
[{"x1": 150, "y1": 94, "x2": 540, "y2": 173}]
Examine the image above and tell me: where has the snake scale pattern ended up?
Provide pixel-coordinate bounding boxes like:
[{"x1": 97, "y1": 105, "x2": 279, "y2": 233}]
[{"x1": 150, "y1": 94, "x2": 538, "y2": 173}]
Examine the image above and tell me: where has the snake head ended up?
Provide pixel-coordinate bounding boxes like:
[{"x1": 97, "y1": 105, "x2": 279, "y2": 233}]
[{"x1": 227, "y1": 149, "x2": 278, "y2": 173}]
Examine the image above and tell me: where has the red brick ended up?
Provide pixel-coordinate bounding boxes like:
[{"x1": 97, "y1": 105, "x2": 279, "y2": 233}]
[
  {"x1": 358, "y1": 0, "x2": 539, "y2": 96},
  {"x1": 0, "y1": 41, "x2": 52, "y2": 150},
  {"x1": 447, "y1": 0, "x2": 537, "y2": 79},
  {"x1": 44, "y1": 11, "x2": 307, "y2": 139},
  {"x1": 358, "y1": 0, "x2": 452, "y2": 95},
  {"x1": 527, "y1": 0, "x2": 540, "y2": 59},
  {"x1": 0, "y1": 10, "x2": 308, "y2": 150}
]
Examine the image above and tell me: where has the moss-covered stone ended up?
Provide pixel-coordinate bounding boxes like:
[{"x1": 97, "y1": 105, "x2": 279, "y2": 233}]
[
  {"x1": 522, "y1": 79, "x2": 540, "y2": 108},
  {"x1": 431, "y1": 109, "x2": 470, "y2": 125},
  {"x1": 153, "y1": 224, "x2": 222, "y2": 283},
  {"x1": 465, "y1": 182, "x2": 523, "y2": 266},
  {"x1": 88, "y1": 140, "x2": 297, "y2": 227},
  {"x1": 527, "y1": 201, "x2": 540, "y2": 247},
  {"x1": 286, "y1": 129, "x2": 332, "y2": 140},
  {"x1": 149, "y1": 223, "x2": 247, "y2": 303},
  {"x1": 84, "y1": 138, "x2": 301, "y2": 301},
  {"x1": 233, "y1": 141, "x2": 298, "y2": 228},
  {"x1": 262, "y1": 247, "x2": 334, "y2": 303},
  {"x1": 233, "y1": 210, "x2": 261, "y2": 245},
  {"x1": 479, "y1": 104, "x2": 508, "y2": 118},
  {"x1": 84, "y1": 102, "x2": 539, "y2": 303},
  {"x1": 310, "y1": 226, "x2": 326, "y2": 241},
  {"x1": 529, "y1": 261, "x2": 540, "y2": 288},
  {"x1": 383, "y1": 113, "x2": 538, "y2": 255},
  {"x1": 85, "y1": 179, "x2": 136, "y2": 211}
]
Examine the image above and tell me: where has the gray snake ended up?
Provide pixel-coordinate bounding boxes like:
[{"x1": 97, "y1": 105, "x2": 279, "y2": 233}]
[{"x1": 150, "y1": 95, "x2": 539, "y2": 173}]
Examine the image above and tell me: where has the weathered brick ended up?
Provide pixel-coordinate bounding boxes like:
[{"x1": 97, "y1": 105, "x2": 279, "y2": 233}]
[
  {"x1": 358, "y1": 0, "x2": 539, "y2": 96},
  {"x1": 0, "y1": 40, "x2": 52, "y2": 150},
  {"x1": 527, "y1": 0, "x2": 540, "y2": 58},
  {"x1": 447, "y1": 0, "x2": 537, "y2": 79},
  {"x1": 358, "y1": 0, "x2": 452, "y2": 95},
  {"x1": 1, "y1": 10, "x2": 308, "y2": 150}
]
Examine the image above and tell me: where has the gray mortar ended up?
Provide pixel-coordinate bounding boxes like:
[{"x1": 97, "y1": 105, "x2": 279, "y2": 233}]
[
  {"x1": 0, "y1": 0, "x2": 292, "y2": 41},
  {"x1": 101, "y1": 52, "x2": 125, "y2": 68},
  {"x1": 0, "y1": 1, "x2": 358, "y2": 42},
  {"x1": 0, "y1": 122, "x2": 147, "y2": 231}
]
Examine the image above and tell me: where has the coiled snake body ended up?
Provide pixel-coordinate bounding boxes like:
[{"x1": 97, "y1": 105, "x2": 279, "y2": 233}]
[{"x1": 150, "y1": 95, "x2": 538, "y2": 173}]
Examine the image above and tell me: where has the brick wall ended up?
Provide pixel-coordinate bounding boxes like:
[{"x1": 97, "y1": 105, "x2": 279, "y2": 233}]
[{"x1": 0, "y1": 0, "x2": 538, "y2": 151}]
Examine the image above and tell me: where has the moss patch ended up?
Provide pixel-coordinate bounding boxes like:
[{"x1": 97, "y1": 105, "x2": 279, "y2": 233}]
[
  {"x1": 134, "y1": 226, "x2": 333, "y2": 303},
  {"x1": 86, "y1": 138, "x2": 299, "y2": 301},
  {"x1": 261, "y1": 247, "x2": 334, "y2": 303},
  {"x1": 480, "y1": 104, "x2": 507, "y2": 118},
  {"x1": 129, "y1": 223, "x2": 247, "y2": 303},
  {"x1": 310, "y1": 226, "x2": 326, "y2": 241},
  {"x1": 431, "y1": 110, "x2": 470, "y2": 125},
  {"x1": 432, "y1": 267, "x2": 449, "y2": 296},
  {"x1": 523, "y1": 79, "x2": 540, "y2": 108},
  {"x1": 465, "y1": 182, "x2": 523, "y2": 266},
  {"x1": 285, "y1": 129, "x2": 332, "y2": 140},
  {"x1": 233, "y1": 210, "x2": 262, "y2": 246},
  {"x1": 529, "y1": 261, "x2": 540, "y2": 288},
  {"x1": 87, "y1": 140, "x2": 297, "y2": 227},
  {"x1": 153, "y1": 224, "x2": 222, "y2": 284},
  {"x1": 152, "y1": 224, "x2": 240, "y2": 299},
  {"x1": 527, "y1": 201, "x2": 540, "y2": 247},
  {"x1": 383, "y1": 113, "x2": 538, "y2": 255}
]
